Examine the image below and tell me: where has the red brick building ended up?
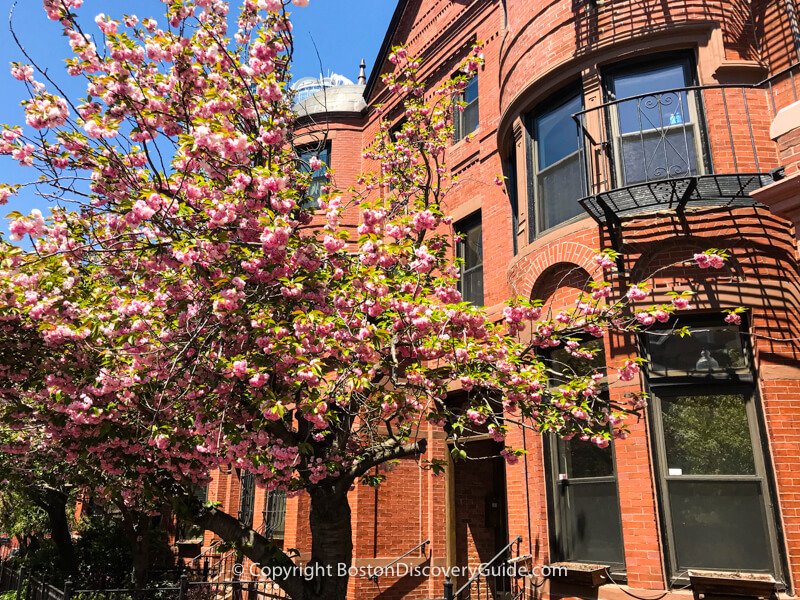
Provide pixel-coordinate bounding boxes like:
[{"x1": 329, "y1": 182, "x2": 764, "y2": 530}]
[{"x1": 188, "y1": 1, "x2": 800, "y2": 599}]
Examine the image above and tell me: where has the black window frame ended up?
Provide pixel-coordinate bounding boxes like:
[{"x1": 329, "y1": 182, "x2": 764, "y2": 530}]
[
  {"x1": 455, "y1": 212, "x2": 484, "y2": 306},
  {"x1": 641, "y1": 315, "x2": 786, "y2": 584},
  {"x1": 454, "y1": 75, "x2": 479, "y2": 143},
  {"x1": 526, "y1": 84, "x2": 587, "y2": 241}
]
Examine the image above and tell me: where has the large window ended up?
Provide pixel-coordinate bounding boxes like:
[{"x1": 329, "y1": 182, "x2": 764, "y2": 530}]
[
  {"x1": 297, "y1": 144, "x2": 330, "y2": 208},
  {"x1": 455, "y1": 213, "x2": 483, "y2": 306},
  {"x1": 606, "y1": 56, "x2": 704, "y2": 185},
  {"x1": 642, "y1": 319, "x2": 783, "y2": 578},
  {"x1": 454, "y1": 76, "x2": 479, "y2": 142},
  {"x1": 544, "y1": 339, "x2": 625, "y2": 569},
  {"x1": 530, "y1": 89, "x2": 586, "y2": 238}
]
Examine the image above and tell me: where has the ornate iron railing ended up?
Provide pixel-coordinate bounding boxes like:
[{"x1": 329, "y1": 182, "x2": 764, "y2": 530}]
[
  {"x1": 572, "y1": 81, "x2": 782, "y2": 230},
  {"x1": 238, "y1": 471, "x2": 256, "y2": 529},
  {"x1": 262, "y1": 491, "x2": 286, "y2": 541}
]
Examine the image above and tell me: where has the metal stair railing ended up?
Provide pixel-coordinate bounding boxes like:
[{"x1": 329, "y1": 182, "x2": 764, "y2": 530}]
[
  {"x1": 450, "y1": 535, "x2": 523, "y2": 600},
  {"x1": 368, "y1": 539, "x2": 430, "y2": 584}
]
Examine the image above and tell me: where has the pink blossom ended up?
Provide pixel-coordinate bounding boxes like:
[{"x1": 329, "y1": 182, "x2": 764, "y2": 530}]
[
  {"x1": 9, "y1": 209, "x2": 46, "y2": 241},
  {"x1": 672, "y1": 296, "x2": 691, "y2": 310},
  {"x1": 412, "y1": 210, "x2": 437, "y2": 232},
  {"x1": 724, "y1": 312, "x2": 742, "y2": 325},
  {"x1": 626, "y1": 285, "x2": 648, "y2": 302},
  {"x1": 10, "y1": 64, "x2": 34, "y2": 81},
  {"x1": 618, "y1": 360, "x2": 640, "y2": 382},
  {"x1": 594, "y1": 253, "x2": 615, "y2": 269}
]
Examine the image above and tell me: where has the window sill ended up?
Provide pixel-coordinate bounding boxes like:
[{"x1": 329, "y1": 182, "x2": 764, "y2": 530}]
[
  {"x1": 547, "y1": 562, "x2": 611, "y2": 587},
  {"x1": 688, "y1": 570, "x2": 778, "y2": 599}
]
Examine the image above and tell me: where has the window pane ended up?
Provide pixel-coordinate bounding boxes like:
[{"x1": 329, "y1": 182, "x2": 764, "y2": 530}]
[
  {"x1": 457, "y1": 220, "x2": 482, "y2": 269},
  {"x1": 456, "y1": 217, "x2": 483, "y2": 305},
  {"x1": 462, "y1": 100, "x2": 479, "y2": 136},
  {"x1": 464, "y1": 77, "x2": 478, "y2": 103},
  {"x1": 561, "y1": 439, "x2": 614, "y2": 478},
  {"x1": 668, "y1": 480, "x2": 772, "y2": 571},
  {"x1": 461, "y1": 268, "x2": 484, "y2": 306},
  {"x1": 661, "y1": 394, "x2": 755, "y2": 475},
  {"x1": 535, "y1": 93, "x2": 582, "y2": 169},
  {"x1": 643, "y1": 325, "x2": 746, "y2": 376},
  {"x1": 559, "y1": 481, "x2": 625, "y2": 565},
  {"x1": 298, "y1": 146, "x2": 329, "y2": 208},
  {"x1": 619, "y1": 126, "x2": 698, "y2": 184},
  {"x1": 538, "y1": 151, "x2": 585, "y2": 230},
  {"x1": 612, "y1": 62, "x2": 688, "y2": 97}
]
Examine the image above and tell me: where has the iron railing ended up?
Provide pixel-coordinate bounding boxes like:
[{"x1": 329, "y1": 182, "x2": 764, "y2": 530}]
[
  {"x1": 572, "y1": 82, "x2": 779, "y2": 226},
  {"x1": 368, "y1": 539, "x2": 430, "y2": 584},
  {"x1": 565, "y1": 63, "x2": 800, "y2": 230},
  {"x1": 0, "y1": 565, "x2": 292, "y2": 600},
  {"x1": 450, "y1": 535, "x2": 523, "y2": 600},
  {"x1": 262, "y1": 491, "x2": 286, "y2": 541}
]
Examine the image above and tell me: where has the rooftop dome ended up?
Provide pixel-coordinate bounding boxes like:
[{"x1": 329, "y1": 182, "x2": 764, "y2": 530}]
[{"x1": 292, "y1": 63, "x2": 368, "y2": 118}]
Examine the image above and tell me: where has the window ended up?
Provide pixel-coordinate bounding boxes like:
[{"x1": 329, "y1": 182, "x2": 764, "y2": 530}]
[
  {"x1": 606, "y1": 56, "x2": 704, "y2": 185},
  {"x1": 529, "y1": 89, "x2": 586, "y2": 238},
  {"x1": 455, "y1": 213, "x2": 483, "y2": 305},
  {"x1": 642, "y1": 318, "x2": 783, "y2": 578},
  {"x1": 544, "y1": 339, "x2": 625, "y2": 569},
  {"x1": 238, "y1": 471, "x2": 255, "y2": 528},
  {"x1": 297, "y1": 144, "x2": 330, "y2": 208},
  {"x1": 454, "y1": 76, "x2": 479, "y2": 142},
  {"x1": 263, "y1": 490, "x2": 287, "y2": 547}
]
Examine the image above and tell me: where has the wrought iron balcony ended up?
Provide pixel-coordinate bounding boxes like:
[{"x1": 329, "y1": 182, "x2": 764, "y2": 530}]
[{"x1": 572, "y1": 76, "x2": 791, "y2": 233}]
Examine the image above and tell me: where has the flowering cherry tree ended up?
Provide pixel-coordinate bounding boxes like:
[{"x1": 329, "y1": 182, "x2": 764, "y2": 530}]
[{"x1": 0, "y1": 1, "x2": 737, "y2": 597}]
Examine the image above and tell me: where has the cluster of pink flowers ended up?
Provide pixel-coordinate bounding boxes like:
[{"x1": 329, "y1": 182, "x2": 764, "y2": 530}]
[
  {"x1": 694, "y1": 251, "x2": 726, "y2": 269},
  {"x1": 9, "y1": 209, "x2": 46, "y2": 241}
]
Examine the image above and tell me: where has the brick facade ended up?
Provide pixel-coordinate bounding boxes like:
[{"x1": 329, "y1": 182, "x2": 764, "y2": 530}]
[{"x1": 196, "y1": 2, "x2": 800, "y2": 599}]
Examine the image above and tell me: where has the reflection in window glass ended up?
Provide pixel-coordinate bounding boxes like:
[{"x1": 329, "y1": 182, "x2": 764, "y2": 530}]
[
  {"x1": 297, "y1": 145, "x2": 330, "y2": 208},
  {"x1": 456, "y1": 214, "x2": 483, "y2": 305},
  {"x1": 643, "y1": 325, "x2": 746, "y2": 376},
  {"x1": 661, "y1": 394, "x2": 755, "y2": 476},
  {"x1": 561, "y1": 439, "x2": 614, "y2": 478},
  {"x1": 454, "y1": 76, "x2": 479, "y2": 142},
  {"x1": 668, "y1": 480, "x2": 772, "y2": 571},
  {"x1": 608, "y1": 59, "x2": 700, "y2": 184},
  {"x1": 611, "y1": 62, "x2": 692, "y2": 133},
  {"x1": 532, "y1": 91, "x2": 585, "y2": 234}
]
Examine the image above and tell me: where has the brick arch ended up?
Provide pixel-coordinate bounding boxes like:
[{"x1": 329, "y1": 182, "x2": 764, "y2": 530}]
[
  {"x1": 507, "y1": 240, "x2": 599, "y2": 298},
  {"x1": 530, "y1": 262, "x2": 594, "y2": 309}
]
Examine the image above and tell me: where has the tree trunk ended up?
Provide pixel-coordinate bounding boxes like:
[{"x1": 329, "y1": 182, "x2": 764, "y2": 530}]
[
  {"x1": 131, "y1": 529, "x2": 150, "y2": 590},
  {"x1": 303, "y1": 488, "x2": 353, "y2": 600},
  {"x1": 121, "y1": 510, "x2": 152, "y2": 590},
  {"x1": 41, "y1": 489, "x2": 78, "y2": 578}
]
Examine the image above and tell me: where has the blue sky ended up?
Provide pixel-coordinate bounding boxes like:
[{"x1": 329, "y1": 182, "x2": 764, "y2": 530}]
[{"x1": 0, "y1": 0, "x2": 396, "y2": 237}]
